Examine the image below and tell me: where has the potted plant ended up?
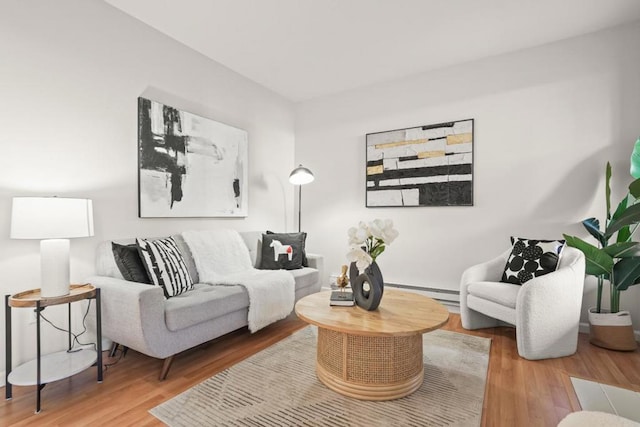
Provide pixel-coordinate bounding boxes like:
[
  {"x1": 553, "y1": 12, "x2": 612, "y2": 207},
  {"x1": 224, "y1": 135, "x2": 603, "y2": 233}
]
[{"x1": 563, "y1": 139, "x2": 640, "y2": 350}]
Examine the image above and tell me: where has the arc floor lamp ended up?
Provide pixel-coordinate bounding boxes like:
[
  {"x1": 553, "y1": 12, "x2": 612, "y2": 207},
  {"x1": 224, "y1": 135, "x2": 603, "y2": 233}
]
[{"x1": 289, "y1": 164, "x2": 314, "y2": 232}]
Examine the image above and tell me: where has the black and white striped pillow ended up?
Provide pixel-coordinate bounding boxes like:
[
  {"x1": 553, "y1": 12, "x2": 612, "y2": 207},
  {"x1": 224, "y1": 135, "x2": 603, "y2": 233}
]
[{"x1": 136, "y1": 237, "x2": 194, "y2": 298}]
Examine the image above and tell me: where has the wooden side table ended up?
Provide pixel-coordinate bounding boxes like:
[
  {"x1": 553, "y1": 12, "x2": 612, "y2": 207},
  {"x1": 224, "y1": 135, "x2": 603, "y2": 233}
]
[{"x1": 4, "y1": 284, "x2": 103, "y2": 413}]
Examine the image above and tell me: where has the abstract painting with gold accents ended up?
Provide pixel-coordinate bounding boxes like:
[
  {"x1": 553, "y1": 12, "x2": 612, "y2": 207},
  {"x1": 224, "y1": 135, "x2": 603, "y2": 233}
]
[{"x1": 365, "y1": 119, "x2": 473, "y2": 207}]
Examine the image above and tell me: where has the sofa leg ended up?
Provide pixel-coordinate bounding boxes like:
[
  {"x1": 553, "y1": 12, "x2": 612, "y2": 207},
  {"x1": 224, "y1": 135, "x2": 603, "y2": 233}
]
[
  {"x1": 159, "y1": 356, "x2": 175, "y2": 381},
  {"x1": 109, "y1": 342, "x2": 119, "y2": 358}
]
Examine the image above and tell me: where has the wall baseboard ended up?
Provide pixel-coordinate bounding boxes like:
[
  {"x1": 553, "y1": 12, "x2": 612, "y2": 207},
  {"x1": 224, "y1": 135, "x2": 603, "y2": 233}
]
[
  {"x1": 578, "y1": 322, "x2": 590, "y2": 335},
  {"x1": 327, "y1": 277, "x2": 461, "y2": 301},
  {"x1": 0, "y1": 371, "x2": 5, "y2": 388},
  {"x1": 385, "y1": 282, "x2": 460, "y2": 303},
  {"x1": 321, "y1": 282, "x2": 460, "y2": 313}
]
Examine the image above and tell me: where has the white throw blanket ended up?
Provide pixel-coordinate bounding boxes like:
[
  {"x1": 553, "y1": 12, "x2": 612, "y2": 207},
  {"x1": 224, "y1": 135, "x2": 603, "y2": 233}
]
[{"x1": 182, "y1": 230, "x2": 295, "y2": 333}]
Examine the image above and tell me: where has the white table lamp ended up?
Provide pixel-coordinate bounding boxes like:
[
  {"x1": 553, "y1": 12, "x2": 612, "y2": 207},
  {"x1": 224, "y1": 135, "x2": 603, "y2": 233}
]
[
  {"x1": 289, "y1": 164, "x2": 314, "y2": 232},
  {"x1": 11, "y1": 197, "x2": 94, "y2": 297}
]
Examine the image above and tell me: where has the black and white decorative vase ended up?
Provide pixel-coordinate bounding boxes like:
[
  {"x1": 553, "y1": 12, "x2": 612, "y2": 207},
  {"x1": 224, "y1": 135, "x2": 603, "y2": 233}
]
[{"x1": 349, "y1": 261, "x2": 384, "y2": 311}]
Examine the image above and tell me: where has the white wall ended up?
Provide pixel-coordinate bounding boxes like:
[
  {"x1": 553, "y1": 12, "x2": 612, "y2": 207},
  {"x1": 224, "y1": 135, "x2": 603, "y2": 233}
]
[
  {"x1": 0, "y1": 0, "x2": 296, "y2": 381},
  {"x1": 296, "y1": 22, "x2": 640, "y2": 329}
]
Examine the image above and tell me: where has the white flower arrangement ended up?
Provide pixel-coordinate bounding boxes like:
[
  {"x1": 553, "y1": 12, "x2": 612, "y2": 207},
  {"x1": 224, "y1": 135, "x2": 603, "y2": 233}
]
[{"x1": 347, "y1": 219, "x2": 399, "y2": 270}]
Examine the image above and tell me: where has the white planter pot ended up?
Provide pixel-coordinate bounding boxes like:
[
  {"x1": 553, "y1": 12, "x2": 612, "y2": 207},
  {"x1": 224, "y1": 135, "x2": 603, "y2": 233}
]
[{"x1": 588, "y1": 308, "x2": 637, "y2": 351}]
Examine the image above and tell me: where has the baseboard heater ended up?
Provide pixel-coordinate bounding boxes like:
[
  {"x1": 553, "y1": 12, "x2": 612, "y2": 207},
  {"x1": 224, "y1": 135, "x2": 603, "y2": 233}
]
[{"x1": 384, "y1": 282, "x2": 460, "y2": 307}]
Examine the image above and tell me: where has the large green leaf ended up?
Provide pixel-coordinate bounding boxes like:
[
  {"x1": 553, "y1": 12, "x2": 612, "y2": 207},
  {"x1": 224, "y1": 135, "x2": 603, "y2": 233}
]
[
  {"x1": 613, "y1": 196, "x2": 631, "y2": 242},
  {"x1": 629, "y1": 178, "x2": 640, "y2": 198},
  {"x1": 617, "y1": 225, "x2": 632, "y2": 243},
  {"x1": 630, "y1": 137, "x2": 640, "y2": 179},
  {"x1": 581, "y1": 218, "x2": 605, "y2": 246},
  {"x1": 606, "y1": 162, "x2": 612, "y2": 220},
  {"x1": 563, "y1": 234, "x2": 613, "y2": 276},
  {"x1": 602, "y1": 242, "x2": 640, "y2": 258},
  {"x1": 612, "y1": 256, "x2": 640, "y2": 291},
  {"x1": 616, "y1": 225, "x2": 631, "y2": 243},
  {"x1": 605, "y1": 203, "x2": 640, "y2": 238},
  {"x1": 611, "y1": 195, "x2": 629, "y2": 221}
]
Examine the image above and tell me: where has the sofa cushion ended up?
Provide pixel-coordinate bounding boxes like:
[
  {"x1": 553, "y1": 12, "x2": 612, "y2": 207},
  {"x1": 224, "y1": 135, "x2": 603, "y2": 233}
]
[
  {"x1": 165, "y1": 284, "x2": 249, "y2": 331},
  {"x1": 259, "y1": 232, "x2": 305, "y2": 270},
  {"x1": 467, "y1": 294, "x2": 517, "y2": 326},
  {"x1": 467, "y1": 281, "x2": 520, "y2": 309},
  {"x1": 289, "y1": 267, "x2": 320, "y2": 291},
  {"x1": 136, "y1": 237, "x2": 194, "y2": 298},
  {"x1": 165, "y1": 268, "x2": 319, "y2": 331},
  {"x1": 111, "y1": 242, "x2": 151, "y2": 284},
  {"x1": 501, "y1": 237, "x2": 565, "y2": 284}
]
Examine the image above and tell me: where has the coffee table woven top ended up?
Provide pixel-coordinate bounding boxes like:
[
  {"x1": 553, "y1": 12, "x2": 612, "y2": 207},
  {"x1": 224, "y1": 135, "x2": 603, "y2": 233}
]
[{"x1": 295, "y1": 288, "x2": 449, "y2": 337}]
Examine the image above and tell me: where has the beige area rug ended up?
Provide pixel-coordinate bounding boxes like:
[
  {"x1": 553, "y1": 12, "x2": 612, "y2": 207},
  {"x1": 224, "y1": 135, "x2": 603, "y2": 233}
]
[{"x1": 150, "y1": 327, "x2": 491, "y2": 426}]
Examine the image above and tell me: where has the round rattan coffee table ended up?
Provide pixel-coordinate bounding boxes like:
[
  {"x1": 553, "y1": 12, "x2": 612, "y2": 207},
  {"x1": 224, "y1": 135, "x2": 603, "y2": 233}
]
[{"x1": 295, "y1": 288, "x2": 449, "y2": 401}]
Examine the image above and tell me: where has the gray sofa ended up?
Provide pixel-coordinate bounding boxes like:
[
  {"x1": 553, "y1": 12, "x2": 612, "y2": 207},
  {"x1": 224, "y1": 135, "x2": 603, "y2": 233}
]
[{"x1": 87, "y1": 231, "x2": 323, "y2": 380}]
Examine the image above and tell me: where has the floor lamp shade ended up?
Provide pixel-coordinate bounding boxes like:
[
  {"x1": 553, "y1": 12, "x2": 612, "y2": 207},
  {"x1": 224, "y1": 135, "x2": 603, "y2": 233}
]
[
  {"x1": 11, "y1": 197, "x2": 94, "y2": 297},
  {"x1": 289, "y1": 165, "x2": 315, "y2": 185},
  {"x1": 289, "y1": 165, "x2": 314, "y2": 232}
]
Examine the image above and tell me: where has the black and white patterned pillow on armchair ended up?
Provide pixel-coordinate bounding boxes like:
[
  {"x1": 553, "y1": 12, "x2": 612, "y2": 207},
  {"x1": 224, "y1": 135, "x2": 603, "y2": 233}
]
[{"x1": 501, "y1": 237, "x2": 565, "y2": 285}]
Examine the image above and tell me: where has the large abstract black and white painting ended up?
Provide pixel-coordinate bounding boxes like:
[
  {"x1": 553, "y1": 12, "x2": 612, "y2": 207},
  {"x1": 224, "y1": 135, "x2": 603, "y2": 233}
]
[
  {"x1": 366, "y1": 119, "x2": 473, "y2": 207},
  {"x1": 138, "y1": 97, "x2": 248, "y2": 217}
]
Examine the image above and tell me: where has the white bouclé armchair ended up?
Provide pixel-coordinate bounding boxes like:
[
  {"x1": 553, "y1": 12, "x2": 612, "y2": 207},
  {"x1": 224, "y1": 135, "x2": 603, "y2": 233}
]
[{"x1": 460, "y1": 246, "x2": 586, "y2": 360}]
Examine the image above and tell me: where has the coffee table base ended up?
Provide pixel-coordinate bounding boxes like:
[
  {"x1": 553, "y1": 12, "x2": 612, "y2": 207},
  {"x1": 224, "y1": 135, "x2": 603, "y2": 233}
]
[{"x1": 315, "y1": 327, "x2": 424, "y2": 401}]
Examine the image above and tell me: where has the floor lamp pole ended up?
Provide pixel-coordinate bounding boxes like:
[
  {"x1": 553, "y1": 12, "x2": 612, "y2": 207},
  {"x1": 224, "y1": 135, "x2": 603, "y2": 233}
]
[
  {"x1": 297, "y1": 185, "x2": 302, "y2": 232},
  {"x1": 289, "y1": 164, "x2": 313, "y2": 233}
]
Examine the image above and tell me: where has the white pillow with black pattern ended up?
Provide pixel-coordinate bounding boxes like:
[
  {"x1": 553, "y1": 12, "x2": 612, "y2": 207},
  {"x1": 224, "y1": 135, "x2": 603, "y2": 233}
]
[
  {"x1": 501, "y1": 237, "x2": 565, "y2": 285},
  {"x1": 136, "y1": 237, "x2": 194, "y2": 298}
]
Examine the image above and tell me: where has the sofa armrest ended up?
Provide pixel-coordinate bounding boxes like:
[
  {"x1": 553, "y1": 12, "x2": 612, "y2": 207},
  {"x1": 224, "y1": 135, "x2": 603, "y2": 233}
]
[
  {"x1": 87, "y1": 275, "x2": 169, "y2": 358},
  {"x1": 517, "y1": 246, "x2": 586, "y2": 318},
  {"x1": 460, "y1": 249, "x2": 510, "y2": 287},
  {"x1": 306, "y1": 253, "x2": 325, "y2": 288},
  {"x1": 459, "y1": 249, "x2": 510, "y2": 329},
  {"x1": 306, "y1": 253, "x2": 322, "y2": 269},
  {"x1": 515, "y1": 247, "x2": 586, "y2": 358}
]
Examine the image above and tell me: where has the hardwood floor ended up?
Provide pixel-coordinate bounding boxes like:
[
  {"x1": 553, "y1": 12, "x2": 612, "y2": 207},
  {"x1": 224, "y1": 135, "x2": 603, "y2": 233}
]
[{"x1": 1, "y1": 313, "x2": 639, "y2": 426}]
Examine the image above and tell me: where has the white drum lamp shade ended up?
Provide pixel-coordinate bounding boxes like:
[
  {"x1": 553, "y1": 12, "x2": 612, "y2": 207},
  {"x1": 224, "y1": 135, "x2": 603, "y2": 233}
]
[
  {"x1": 11, "y1": 197, "x2": 94, "y2": 297},
  {"x1": 289, "y1": 165, "x2": 314, "y2": 232}
]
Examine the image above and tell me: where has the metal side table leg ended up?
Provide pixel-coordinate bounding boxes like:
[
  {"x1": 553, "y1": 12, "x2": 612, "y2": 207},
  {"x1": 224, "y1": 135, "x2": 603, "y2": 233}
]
[
  {"x1": 5, "y1": 295, "x2": 11, "y2": 401},
  {"x1": 35, "y1": 300, "x2": 41, "y2": 414},
  {"x1": 96, "y1": 288, "x2": 103, "y2": 383},
  {"x1": 68, "y1": 302, "x2": 72, "y2": 351}
]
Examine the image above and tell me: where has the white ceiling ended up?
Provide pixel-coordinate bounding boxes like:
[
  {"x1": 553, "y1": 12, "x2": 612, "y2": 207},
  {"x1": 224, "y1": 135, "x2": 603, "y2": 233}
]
[{"x1": 104, "y1": 0, "x2": 640, "y2": 102}]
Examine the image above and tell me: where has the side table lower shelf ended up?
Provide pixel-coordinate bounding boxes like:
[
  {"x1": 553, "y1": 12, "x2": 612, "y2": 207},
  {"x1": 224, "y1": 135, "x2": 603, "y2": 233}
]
[{"x1": 8, "y1": 349, "x2": 97, "y2": 386}]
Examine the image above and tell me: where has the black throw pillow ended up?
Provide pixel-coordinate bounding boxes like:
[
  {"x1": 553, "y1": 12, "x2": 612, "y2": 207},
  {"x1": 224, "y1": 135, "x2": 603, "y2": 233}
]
[
  {"x1": 112, "y1": 242, "x2": 152, "y2": 284},
  {"x1": 266, "y1": 230, "x2": 308, "y2": 267},
  {"x1": 259, "y1": 232, "x2": 305, "y2": 270},
  {"x1": 501, "y1": 237, "x2": 565, "y2": 285}
]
